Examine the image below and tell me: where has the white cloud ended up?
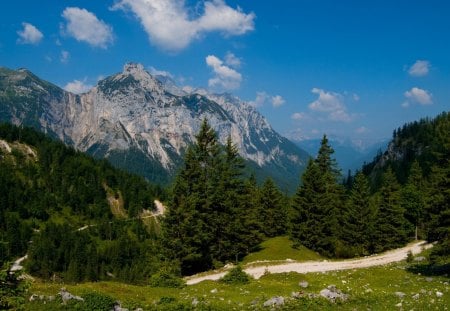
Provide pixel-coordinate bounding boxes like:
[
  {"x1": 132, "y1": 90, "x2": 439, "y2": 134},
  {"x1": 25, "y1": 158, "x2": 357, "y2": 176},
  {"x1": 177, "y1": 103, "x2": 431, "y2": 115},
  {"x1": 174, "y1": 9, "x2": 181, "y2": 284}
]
[
  {"x1": 249, "y1": 92, "x2": 268, "y2": 107},
  {"x1": 225, "y1": 52, "x2": 241, "y2": 68},
  {"x1": 60, "y1": 50, "x2": 70, "y2": 63},
  {"x1": 62, "y1": 7, "x2": 114, "y2": 48},
  {"x1": 206, "y1": 54, "x2": 242, "y2": 90},
  {"x1": 271, "y1": 95, "x2": 285, "y2": 107},
  {"x1": 249, "y1": 92, "x2": 285, "y2": 108},
  {"x1": 403, "y1": 87, "x2": 432, "y2": 107},
  {"x1": 64, "y1": 79, "x2": 92, "y2": 94},
  {"x1": 353, "y1": 93, "x2": 360, "y2": 101},
  {"x1": 291, "y1": 112, "x2": 307, "y2": 121},
  {"x1": 408, "y1": 60, "x2": 430, "y2": 77},
  {"x1": 17, "y1": 22, "x2": 43, "y2": 45},
  {"x1": 112, "y1": 0, "x2": 255, "y2": 51},
  {"x1": 308, "y1": 88, "x2": 354, "y2": 122},
  {"x1": 148, "y1": 66, "x2": 173, "y2": 78}
]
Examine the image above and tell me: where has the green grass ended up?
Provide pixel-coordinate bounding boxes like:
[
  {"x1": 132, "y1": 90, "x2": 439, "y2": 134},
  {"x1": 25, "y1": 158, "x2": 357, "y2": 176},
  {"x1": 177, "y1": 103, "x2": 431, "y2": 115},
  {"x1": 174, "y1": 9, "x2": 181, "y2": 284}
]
[
  {"x1": 242, "y1": 236, "x2": 323, "y2": 265},
  {"x1": 25, "y1": 262, "x2": 449, "y2": 310},
  {"x1": 22, "y1": 239, "x2": 449, "y2": 310}
]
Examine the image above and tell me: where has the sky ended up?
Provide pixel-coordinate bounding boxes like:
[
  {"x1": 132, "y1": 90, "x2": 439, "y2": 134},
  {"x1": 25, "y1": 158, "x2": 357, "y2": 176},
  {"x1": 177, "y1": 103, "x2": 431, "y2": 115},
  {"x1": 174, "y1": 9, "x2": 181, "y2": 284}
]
[{"x1": 1, "y1": 0, "x2": 449, "y2": 145}]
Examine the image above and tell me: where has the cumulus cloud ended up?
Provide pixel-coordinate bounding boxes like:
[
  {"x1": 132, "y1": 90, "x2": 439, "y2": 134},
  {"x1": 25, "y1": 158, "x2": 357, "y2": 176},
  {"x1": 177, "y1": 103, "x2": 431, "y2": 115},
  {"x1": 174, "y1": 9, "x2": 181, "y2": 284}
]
[
  {"x1": 64, "y1": 79, "x2": 92, "y2": 94},
  {"x1": 17, "y1": 22, "x2": 43, "y2": 45},
  {"x1": 206, "y1": 54, "x2": 242, "y2": 90},
  {"x1": 62, "y1": 7, "x2": 114, "y2": 48},
  {"x1": 408, "y1": 60, "x2": 430, "y2": 77},
  {"x1": 403, "y1": 87, "x2": 432, "y2": 108},
  {"x1": 60, "y1": 50, "x2": 70, "y2": 63},
  {"x1": 308, "y1": 88, "x2": 354, "y2": 122},
  {"x1": 225, "y1": 52, "x2": 241, "y2": 68},
  {"x1": 249, "y1": 92, "x2": 285, "y2": 108},
  {"x1": 271, "y1": 95, "x2": 285, "y2": 107},
  {"x1": 112, "y1": 0, "x2": 255, "y2": 51},
  {"x1": 148, "y1": 66, "x2": 173, "y2": 78},
  {"x1": 291, "y1": 112, "x2": 307, "y2": 121}
]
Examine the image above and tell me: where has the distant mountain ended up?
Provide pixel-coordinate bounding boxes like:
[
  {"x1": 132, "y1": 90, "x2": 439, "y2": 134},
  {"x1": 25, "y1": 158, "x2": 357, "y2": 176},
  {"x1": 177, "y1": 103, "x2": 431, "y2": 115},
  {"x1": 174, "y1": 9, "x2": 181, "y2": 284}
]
[
  {"x1": 0, "y1": 64, "x2": 308, "y2": 191},
  {"x1": 291, "y1": 137, "x2": 388, "y2": 174}
]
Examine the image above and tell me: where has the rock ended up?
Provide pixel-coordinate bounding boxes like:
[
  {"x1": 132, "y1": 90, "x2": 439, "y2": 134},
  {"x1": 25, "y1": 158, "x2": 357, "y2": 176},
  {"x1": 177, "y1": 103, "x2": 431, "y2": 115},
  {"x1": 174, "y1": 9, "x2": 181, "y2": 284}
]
[
  {"x1": 395, "y1": 291, "x2": 406, "y2": 298},
  {"x1": 291, "y1": 291, "x2": 303, "y2": 298},
  {"x1": 365, "y1": 288, "x2": 373, "y2": 293},
  {"x1": 29, "y1": 294, "x2": 38, "y2": 302},
  {"x1": 420, "y1": 289, "x2": 427, "y2": 294},
  {"x1": 299, "y1": 281, "x2": 309, "y2": 288},
  {"x1": 412, "y1": 293, "x2": 420, "y2": 300},
  {"x1": 210, "y1": 288, "x2": 218, "y2": 294},
  {"x1": 426, "y1": 277, "x2": 433, "y2": 282},
  {"x1": 113, "y1": 301, "x2": 129, "y2": 311},
  {"x1": 436, "y1": 291, "x2": 443, "y2": 298},
  {"x1": 59, "y1": 288, "x2": 84, "y2": 304},
  {"x1": 395, "y1": 302, "x2": 402, "y2": 307},
  {"x1": 263, "y1": 296, "x2": 285, "y2": 307},
  {"x1": 192, "y1": 298, "x2": 199, "y2": 306},
  {"x1": 414, "y1": 256, "x2": 426, "y2": 262},
  {"x1": 319, "y1": 285, "x2": 349, "y2": 302}
]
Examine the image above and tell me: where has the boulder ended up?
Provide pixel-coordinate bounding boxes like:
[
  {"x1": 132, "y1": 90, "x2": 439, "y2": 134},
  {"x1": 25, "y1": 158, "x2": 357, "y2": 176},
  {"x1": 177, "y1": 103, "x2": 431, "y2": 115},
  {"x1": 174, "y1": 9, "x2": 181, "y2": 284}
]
[
  {"x1": 59, "y1": 288, "x2": 84, "y2": 304},
  {"x1": 263, "y1": 296, "x2": 285, "y2": 307},
  {"x1": 319, "y1": 285, "x2": 349, "y2": 302},
  {"x1": 299, "y1": 281, "x2": 309, "y2": 288},
  {"x1": 395, "y1": 291, "x2": 406, "y2": 298}
]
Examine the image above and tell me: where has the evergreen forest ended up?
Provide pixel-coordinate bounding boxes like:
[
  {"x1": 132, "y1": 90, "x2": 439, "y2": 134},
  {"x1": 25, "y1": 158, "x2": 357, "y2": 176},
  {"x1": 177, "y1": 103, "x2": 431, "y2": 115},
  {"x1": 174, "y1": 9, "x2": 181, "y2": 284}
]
[{"x1": 0, "y1": 112, "x2": 449, "y2": 308}]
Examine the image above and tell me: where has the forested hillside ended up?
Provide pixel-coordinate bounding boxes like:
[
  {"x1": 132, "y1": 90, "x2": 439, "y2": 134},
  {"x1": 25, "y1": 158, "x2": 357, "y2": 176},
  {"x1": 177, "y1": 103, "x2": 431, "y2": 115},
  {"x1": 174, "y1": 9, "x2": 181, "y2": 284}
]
[
  {"x1": 290, "y1": 111, "x2": 449, "y2": 268},
  {"x1": 0, "y1": 123, "x2": 166, "y2": 283}
]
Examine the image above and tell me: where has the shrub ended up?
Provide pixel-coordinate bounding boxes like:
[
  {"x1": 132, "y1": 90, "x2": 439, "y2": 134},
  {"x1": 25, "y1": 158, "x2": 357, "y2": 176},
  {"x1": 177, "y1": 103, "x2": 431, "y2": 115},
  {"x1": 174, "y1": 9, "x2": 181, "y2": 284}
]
[
  {"x1": 82, "y1": 292, "x2": 115, "y2": 311},
  {"x1": 149, "y1": 271, "x2": 185, "y2": 288},
  {"x1": 219, "y1": 266, "x2": 251, "y2": 285}
]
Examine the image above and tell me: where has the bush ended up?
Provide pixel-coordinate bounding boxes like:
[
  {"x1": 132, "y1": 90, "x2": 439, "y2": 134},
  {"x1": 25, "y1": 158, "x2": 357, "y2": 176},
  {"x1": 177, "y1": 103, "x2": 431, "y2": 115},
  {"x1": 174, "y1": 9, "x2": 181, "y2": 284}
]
[
  {"x1": 219, "y1": 266, "x2": 251, "y2": 285},
  {"x1": 0, "y1": 264, "x2": 30, "y2": 310},
  {"x1": 82, "y1": 292, "x2": 115, "y2": 311},
  {"x1": 149, "y1": 270, "x2": 185, "y2": 288}
]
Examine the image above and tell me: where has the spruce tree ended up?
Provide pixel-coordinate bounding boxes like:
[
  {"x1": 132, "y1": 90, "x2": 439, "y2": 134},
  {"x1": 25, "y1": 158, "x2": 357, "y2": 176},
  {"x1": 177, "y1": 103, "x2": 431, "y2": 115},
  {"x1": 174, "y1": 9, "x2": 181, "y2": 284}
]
[
  {"x1": 373, "y1": 167, "x2": 407, "y2": 252},
  {"x1": 259, "y1": 178, "x2": 287, "y2": 237},
  {"x1": 290, "y1": 159, "x2": 324, "y2": 253},
  {"x1": 341, "y1": 172, "x2": 375, "y2": 256},
  {"x1": 162, "y1": 121, "x2": 262, "y2": 274},
  {"x1": 290, "y1": 135, "x2": 344, "y2": 257},
  {"x1": 401, "y1": 160, "x2": 425, "y2": 240}
]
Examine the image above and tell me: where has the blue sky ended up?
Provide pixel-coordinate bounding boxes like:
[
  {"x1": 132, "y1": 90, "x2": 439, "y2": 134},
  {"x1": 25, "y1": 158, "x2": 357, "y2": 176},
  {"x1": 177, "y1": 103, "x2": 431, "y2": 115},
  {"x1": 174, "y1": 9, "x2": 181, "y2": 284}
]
[{"x1": 1, "y1": 0, "x2": 449, "y2": 144}]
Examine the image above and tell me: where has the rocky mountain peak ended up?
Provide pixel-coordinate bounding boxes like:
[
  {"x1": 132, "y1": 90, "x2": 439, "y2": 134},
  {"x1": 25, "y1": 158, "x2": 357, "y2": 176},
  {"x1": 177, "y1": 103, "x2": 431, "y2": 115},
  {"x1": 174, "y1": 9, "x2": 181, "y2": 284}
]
[{"x1": 0, "y1": 65, "x2": 309, "y2": 192}]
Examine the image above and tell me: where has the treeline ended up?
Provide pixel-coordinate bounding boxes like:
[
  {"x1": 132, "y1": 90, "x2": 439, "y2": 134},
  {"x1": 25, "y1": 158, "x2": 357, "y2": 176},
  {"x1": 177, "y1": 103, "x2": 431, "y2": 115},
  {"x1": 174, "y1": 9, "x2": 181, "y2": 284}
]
[{"x1": 0, "y1": 123, "x2": 165, "y2": 283}]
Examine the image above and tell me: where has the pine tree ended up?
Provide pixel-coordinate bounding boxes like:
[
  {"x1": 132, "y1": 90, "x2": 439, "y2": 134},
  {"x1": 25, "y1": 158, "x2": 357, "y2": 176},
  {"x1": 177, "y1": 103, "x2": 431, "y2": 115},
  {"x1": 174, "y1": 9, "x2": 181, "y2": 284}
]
[
  {"x1": 290, "y1": 159, "x2": 324, "y2": 252},
  {"x1": 290, "y1": 135, "x2": 345, "y2": 257},
  {"x1": 401, "y1": 160, "x2": 425, "y2": 240},
  {"x1": 373, "y1": 167, "x2": 407, "y2": 252},
  {"x1": 341, "y1": 172, "x2": 375, "y2": 256},
  {"x1": 259, "y1": 178, "x2": 287, "y2": 237},
  {"x1": 162, "y1": 121, "x2": 262, "y2": 274}
]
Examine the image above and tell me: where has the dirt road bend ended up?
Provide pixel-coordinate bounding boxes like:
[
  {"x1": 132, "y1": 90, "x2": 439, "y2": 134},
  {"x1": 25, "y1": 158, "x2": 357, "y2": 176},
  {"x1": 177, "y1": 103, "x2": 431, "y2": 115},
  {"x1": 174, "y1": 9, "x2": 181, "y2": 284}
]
[{"x1": 185, "y1": 241, "x2": 432, "y2": 285}]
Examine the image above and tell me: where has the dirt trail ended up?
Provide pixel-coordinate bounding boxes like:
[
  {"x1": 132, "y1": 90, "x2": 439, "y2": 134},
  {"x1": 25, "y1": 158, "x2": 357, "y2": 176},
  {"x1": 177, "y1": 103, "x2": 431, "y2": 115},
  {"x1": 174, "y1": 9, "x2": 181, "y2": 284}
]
[{"x1": 185, "y1": 241, "x2": 432, "y2": 285}]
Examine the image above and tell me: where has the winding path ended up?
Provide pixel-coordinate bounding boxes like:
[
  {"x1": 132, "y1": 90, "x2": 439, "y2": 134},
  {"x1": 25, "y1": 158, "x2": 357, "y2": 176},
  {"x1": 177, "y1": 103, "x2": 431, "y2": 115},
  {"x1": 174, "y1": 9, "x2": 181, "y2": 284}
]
[{"x1": 185, "y1": 241, "x2": 432, "y2": 285}]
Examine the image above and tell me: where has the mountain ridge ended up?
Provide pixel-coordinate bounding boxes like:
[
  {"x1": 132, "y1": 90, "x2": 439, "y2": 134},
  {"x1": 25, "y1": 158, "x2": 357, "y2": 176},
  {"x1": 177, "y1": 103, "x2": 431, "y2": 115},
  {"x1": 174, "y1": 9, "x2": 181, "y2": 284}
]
[{"x1": 0, "y1": 63, "x2": 308, "y2": 190}]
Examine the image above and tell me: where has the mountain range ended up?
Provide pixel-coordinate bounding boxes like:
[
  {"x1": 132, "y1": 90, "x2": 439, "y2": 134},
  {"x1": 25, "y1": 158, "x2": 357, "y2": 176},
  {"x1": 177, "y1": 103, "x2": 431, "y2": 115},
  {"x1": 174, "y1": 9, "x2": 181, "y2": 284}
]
[
  {"x1": 0, "y1": 63, "x2": 308, "y2": 191},
  {"x1": 291, "y1": 137, "x2": 388, "y2": 175}
]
